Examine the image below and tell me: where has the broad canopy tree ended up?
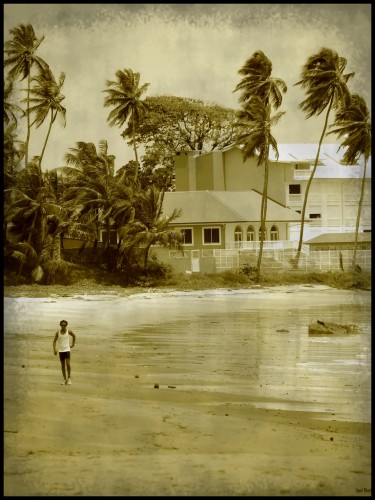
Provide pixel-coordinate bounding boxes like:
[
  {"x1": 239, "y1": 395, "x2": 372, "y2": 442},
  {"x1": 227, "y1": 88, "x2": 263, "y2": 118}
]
[{"x1": 121, "y1": 95, "x2": 242, "y2": 190}]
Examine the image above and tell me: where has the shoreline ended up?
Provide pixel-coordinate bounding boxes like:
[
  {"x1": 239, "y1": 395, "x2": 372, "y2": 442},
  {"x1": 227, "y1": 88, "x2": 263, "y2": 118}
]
[{"x1": 3, "y1": 282, "x2": 351, "y2": 299}]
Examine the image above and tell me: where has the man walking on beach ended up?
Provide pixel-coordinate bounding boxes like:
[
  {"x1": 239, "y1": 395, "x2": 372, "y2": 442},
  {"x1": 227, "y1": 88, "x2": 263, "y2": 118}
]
[{"x1": 53, "y1": 320, "x2": 76, "y2": 385}]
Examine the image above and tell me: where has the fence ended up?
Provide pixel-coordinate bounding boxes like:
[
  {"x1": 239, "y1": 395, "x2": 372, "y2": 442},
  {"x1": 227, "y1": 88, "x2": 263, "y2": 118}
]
[{"x1": 167, "y1": 248, "x2": 371, "y2": 273}]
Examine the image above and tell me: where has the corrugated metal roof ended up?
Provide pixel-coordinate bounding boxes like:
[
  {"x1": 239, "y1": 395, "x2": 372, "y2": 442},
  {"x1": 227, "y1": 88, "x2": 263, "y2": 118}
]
[
  {"x1": 162, "y1": 190, "x2": 303, "y2": 224},
  {"x1": 305, "y1": 232, "x2": 372, "y2": 244}
]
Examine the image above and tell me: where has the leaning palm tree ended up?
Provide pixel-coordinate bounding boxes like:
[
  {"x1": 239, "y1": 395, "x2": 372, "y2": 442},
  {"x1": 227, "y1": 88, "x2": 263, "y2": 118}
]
[
  {"x1": 4, "y1": 23, "x2": 48, "y2": 167},
  {"x1": 235, "y1": 96, "x2": 285, "y2": 279},
  {"x1": 293, "y1": 47, "x2": 355, "y2": 268},
  {"x1": 234, "y1": 50, "x2": 287, "y2": 108},
  {"x1": 234, "y1": 50, "x2": 287, "y2": 279},
  {"x1": 103, "y1": 68, "x2": 150, "y2": 181},
  {"x1": 328, "y1": 93, "x2": 371, "y2": 269},
  {"x1": 27, "y1": 66, "x2": 67, "y2": 170}
]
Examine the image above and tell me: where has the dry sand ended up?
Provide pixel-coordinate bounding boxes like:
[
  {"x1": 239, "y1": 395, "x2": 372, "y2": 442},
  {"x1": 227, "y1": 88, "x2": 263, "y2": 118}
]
[{"x1": 4, "y1": 285, "x2": 371, "y2": 496}]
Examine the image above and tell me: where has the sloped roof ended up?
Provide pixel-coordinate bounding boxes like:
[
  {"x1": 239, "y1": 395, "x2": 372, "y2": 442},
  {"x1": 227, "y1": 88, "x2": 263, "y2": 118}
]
[
  {"x1": 305, "y1": 232, "x2": 372, "y2": 245},
  {"x1": 162, "y1": 190, "x2": 303, "y2": 224}
]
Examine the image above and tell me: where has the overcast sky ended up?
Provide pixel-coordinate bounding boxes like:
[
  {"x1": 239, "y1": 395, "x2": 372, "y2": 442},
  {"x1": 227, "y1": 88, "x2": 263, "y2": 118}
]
[{"x1": 4, "y1": 3, "x2": 371, "y2": 171}]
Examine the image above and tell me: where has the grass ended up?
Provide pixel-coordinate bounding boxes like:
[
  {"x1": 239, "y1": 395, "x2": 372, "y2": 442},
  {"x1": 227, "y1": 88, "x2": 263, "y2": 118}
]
[{"x1": 3, "y1": 262, "x2": 371, "y2": 298}]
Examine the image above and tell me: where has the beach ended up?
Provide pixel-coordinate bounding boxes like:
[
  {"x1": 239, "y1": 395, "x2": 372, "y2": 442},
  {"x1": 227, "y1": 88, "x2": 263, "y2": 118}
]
[{"x1": 4, "y1": 285, "x2": 371, "y2": 496}]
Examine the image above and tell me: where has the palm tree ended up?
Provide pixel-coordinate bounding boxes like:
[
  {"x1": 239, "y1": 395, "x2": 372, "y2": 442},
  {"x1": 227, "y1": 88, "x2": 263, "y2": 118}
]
[
  {"x1": 234, "y1": 50, "x2": 287, "y2": 108},
  {"x1": 234, "y1": 50, "x2": 287, "y2": 279},
  {"x1": 4, "y1": 78, "x2": 24, "y2": 127},
  {"x1": 103, "y1": 68, "x2": 150, "y2": 181},
  {"x1": 27, "y1": 66, "x2": 67, "y2": 170},
  {"x1": 235, "y1": 96, "x2": 285, "y2": 279},
  {"x1": 117, "y1": 186, "x2": 183, "y2": 271},
  {"x1": 5, "y1": 158, "x2": 60, "y2": 280},
  {"x1": 4, "y1": 23, "x2": 48, "y2": 167},
  {"x1": 328, "y1": 93, "x2": 371, "y2": 269},
  {"x1": 61, "y1": 140, "x2": 131, "y2": 264},
  {"x1": 293, "y1": 47, "x2": 355, "y2": 268}
]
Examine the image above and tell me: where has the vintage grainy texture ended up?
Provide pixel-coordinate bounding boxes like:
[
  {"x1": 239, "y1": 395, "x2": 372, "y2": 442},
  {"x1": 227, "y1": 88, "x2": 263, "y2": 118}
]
[{"x1": 4, "y1": 286, "x2": 371, "y2": 495}]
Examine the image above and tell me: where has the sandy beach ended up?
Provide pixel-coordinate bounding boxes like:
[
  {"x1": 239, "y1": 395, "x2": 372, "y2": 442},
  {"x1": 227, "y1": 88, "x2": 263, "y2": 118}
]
[{"x1": 4, "y1": 285, "x2": 371, "y2": 496}]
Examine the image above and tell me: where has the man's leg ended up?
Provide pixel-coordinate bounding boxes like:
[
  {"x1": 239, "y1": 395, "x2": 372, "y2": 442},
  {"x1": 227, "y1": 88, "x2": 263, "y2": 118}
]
[
  {"x1": 59, "y1": 353, "x2": 67, "y2": 383},
  {"x1": 66, "y1": 355, "x2": 72, "y2": 384}
]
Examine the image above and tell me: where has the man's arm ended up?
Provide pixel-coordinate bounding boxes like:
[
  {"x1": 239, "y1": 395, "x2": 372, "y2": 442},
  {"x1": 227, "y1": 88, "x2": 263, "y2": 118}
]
[
  {"x1": 69, "y1": 330, "x2": 76, "y2": 347},
  {"x1": 53, "y1": 331, "x2": 58, "y2": 355}
]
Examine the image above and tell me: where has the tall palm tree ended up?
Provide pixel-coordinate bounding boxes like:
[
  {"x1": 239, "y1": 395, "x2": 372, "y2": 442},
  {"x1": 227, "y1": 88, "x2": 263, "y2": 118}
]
[
  {"x1": 234, "y1": 50, "x2": 287, "y2": 279},
  {"x1": 27, "y1": 66, "x2": 67, "y2": 170},
  {"x1": 103, "y1": 68, "x2": 150, "y2": 181},
  {"x1": 328, "y1": 93, "x2": 371, "y2": 269},
  {"x1": 117, "y1": 186, "x2": 183, "y2": 271},
  {"x1": 235, "y1": 96, "x2": 285, "y2": 279},
  {"x1": 4, "y1": 23, "x2": 48, "y2": 167},
  {"x1": 293, "y1": 47, "x2": 354, "y2": 268}
]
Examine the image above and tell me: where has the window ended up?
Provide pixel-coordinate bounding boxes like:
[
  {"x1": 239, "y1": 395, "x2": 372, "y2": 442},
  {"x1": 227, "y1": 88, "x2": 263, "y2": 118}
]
[
  {"x1": 203, "y1": 227, "x2": 220, "y2": 244},
  {"x1": 258, "y1": 226, "x2": 267, "y2": 241},
  {"x1": 309, "y1": 213, "x2": 321, "y2": 219},
  {"x1": 270, "y1": 225, "x2": 279, "y2": 241},
  {"x1": 289, "y1": 184, "x2": 301, "y2": 194},
  {"x1": 246, "y1": 225, "x2": 255, "y2": 241},
  {"x1": 234, "y1": 225, "x2": 243, "y2": 249},
  {"x1": 181, "y1": 228, "x2": 193, "y2": 245}
]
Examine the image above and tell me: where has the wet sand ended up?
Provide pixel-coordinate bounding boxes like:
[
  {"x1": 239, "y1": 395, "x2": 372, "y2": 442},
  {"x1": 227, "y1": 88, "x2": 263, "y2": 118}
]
[{"x1": 4, "y1": 285, "x2": 371, "y2": 496}]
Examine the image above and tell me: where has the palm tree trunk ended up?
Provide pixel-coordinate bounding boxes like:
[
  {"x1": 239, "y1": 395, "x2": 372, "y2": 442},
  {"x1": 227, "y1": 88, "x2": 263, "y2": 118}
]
[
  {"x1": 256, "y1": 158, "x2": 269, "y2": 280},
  {"x1": 132, "y1": 117, "x2": 139, "y2": 182},
  {"x1": 39, "y1": 109, "x2": 56, "y2": 171},
  {"x1": 25, "y1": 73, "x2": 31, "y2": 167},
  {"x1": 352, "y1": 158, "x2": 367, "y2": 269},
  {"x1": 294, "y1": 97, "x2": 334, "y2": 269}
]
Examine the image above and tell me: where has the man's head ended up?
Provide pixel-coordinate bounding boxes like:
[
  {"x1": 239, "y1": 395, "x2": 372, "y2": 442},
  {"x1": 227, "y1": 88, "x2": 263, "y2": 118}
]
[{"x1": 60, "y1": 320, "x2": 68, "y2": 328}]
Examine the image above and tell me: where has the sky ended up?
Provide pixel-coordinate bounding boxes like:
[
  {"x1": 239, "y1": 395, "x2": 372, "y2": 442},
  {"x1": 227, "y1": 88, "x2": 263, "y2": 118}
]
[{"x1": 4, "y1": 3, "x2": 372, "y2": 172}]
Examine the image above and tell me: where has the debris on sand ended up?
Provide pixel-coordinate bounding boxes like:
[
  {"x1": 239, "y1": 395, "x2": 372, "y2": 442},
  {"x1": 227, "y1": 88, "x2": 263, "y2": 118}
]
[{"x1": 308, "y1": 320, "x2": 362, "y2": 336}]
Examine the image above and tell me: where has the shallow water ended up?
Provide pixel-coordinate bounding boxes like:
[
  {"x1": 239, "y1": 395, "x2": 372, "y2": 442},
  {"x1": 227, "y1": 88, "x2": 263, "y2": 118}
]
[{"x1": 4, "y1": 287, "x2": 371, "y2": 423}]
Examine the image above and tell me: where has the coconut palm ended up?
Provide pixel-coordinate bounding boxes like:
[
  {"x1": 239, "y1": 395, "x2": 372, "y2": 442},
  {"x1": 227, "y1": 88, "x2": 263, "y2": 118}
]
[
  {"x1": 234, "y1": 50, "x2": 287, "y2": 108},
  {"x1": 5, "y1": 158, "x2": 61, "y2": 280},
  {"x1": 328, "y1": 93, "x2": 371, "y2": 269},
  {"x1": 27, "y1": 66, "x2": 66, "y2": 170},
  {"x1": 4, "y1": 23, "x2": 48, "y2": 167},
  {"x1": 235, "y1": 96, "x2": 285, "y2": 279},
  {"x1": 234, "y1": 50, "x2": 287, "y2": 279},
  {"x1": 4, "y1": 78, "x2": 24, "y2": 127},
  {"x1": 293, "y1": 47, "x2": 355, "y2": 268},
  {"x1": 103, "y1": 68, "x2": 150, "y2": 181},
  {"x1": 61, "y1": 140, "x2": 133, "y2": 265},
  {"x1": 117, "y1": 186, "x2": 183, "y2": 271}
]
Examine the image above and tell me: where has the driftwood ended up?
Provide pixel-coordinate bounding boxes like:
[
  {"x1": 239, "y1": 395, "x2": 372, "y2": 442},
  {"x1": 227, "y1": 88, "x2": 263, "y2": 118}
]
[{"x1": 308, "y1": 320, "x2": 362, "y2": 336}]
